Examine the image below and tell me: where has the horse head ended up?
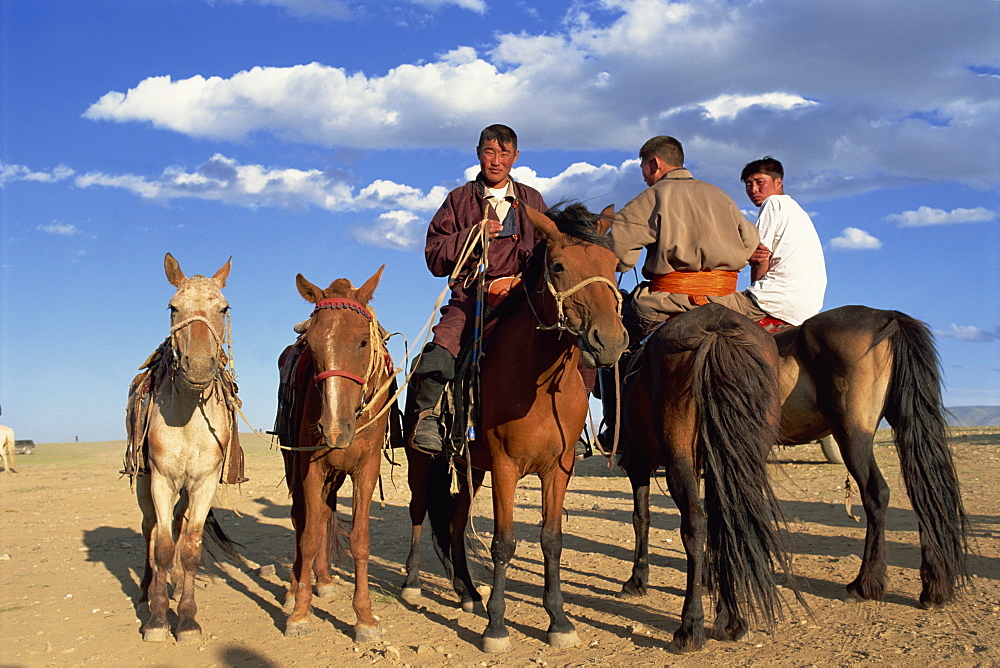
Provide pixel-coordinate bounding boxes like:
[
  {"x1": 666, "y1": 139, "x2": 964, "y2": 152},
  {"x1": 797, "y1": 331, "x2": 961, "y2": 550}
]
[
  {"x1": 296, "y1": 265, "x2": 386, "y2": 450},
  {"x1": 164, "y1": 253, "x2": 231, "y2": 391},
  {"x1": 523, "y1": 203, "x2": 628, "y2": 368}
]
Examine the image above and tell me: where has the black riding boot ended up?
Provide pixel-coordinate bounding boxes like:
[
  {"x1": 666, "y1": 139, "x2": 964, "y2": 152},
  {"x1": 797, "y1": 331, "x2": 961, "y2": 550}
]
[{"x1": 405, "y1": 343, "x2": 455, "y2": 456}]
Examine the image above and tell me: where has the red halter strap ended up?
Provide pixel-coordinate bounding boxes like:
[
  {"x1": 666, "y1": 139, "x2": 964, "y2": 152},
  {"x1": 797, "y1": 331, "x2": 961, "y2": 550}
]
[
  {"x1": 311, "y1": 298, "x2": 373, "y2": 322},
  {"x1": 309, "y1": 298, "x2": 374, "y2": 385},
  {"x1": 313, "y1": 369, "x2": 365, "y2": 385}
]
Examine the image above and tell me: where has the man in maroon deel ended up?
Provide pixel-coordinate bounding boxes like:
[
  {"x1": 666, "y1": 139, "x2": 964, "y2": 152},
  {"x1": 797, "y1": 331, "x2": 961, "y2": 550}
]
[{"x1": 406, "y1": 124, "x2": 546, "y2": 455}]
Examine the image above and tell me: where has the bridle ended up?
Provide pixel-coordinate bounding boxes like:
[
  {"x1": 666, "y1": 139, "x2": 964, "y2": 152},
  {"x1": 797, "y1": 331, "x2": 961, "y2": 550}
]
[
  {"x1": 167, "y1": 314, "x2": 228, "y2": 390},
  {"x1": 531, "y1": 253, "x2": 623, "y2": 335},
  {"x1": 308, "y1": 298, "x2": 392, "y2": 420}
]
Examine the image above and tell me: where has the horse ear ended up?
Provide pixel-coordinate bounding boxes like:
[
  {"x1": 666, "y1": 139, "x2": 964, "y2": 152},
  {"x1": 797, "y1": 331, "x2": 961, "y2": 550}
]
[
  {"x1": 213, "y1": 257, "x2": 232, "y2": 288},
  {"x1": 296, "y1": 274, "x2": 324, "y2": 304},
  {"x1": 523, "y1": 205, "x2": 559, "y2": 241},
  {"x1": 597, "y1": 204, "x2": 615, "y2": 235},
  {"x1": 356, "y1": 264, "x2": 386, "y2": 304},
  {"x1": 164, "y1": 253, "x2": 185, "y2": 286}
]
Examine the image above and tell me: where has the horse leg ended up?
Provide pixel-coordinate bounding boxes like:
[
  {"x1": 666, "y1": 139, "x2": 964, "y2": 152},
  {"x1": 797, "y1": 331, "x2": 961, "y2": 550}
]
[
  {"x1": 448, "y1": 465, "x2": 486, "y2": 613},
  {"x1": 619, "y1": 462, "x2": 654, "y2": 598},
  {"x1": 169, "y1": 489, "x2": 190, "y2": 602},
  {"x1": 313, "y1": 480, "x2": 344, "y2": 599},
  {"x1": 136, "y1": 475, "x2": 156, "y2": 604},
  {"x1": 401, "y1": 449, "x2": 430, "y2": 603},
  {"x1": 143, "y1": 473, "x2": 179, "y2": 643},
  {"x1": 539, "y1": 469, "x2": 579, "y2": 649},
  {"x1": 349, "y1": 463, "x2": 382, "y2": 643},
  {"x1": 663, "y1": 457, "x2": 707, "y2": 653},
  {"x1": 482, "y1": 462, "x2": 518, "y2": 653},
  {"x1": 835, "y1": 426, "x2": 890, "y2": 601},
  {"x1": 173, "y1": 479, "x2": 220, "y2": 643},
  {"x1": 285, "y1": 470, "x2": 328, "y2": 637}
]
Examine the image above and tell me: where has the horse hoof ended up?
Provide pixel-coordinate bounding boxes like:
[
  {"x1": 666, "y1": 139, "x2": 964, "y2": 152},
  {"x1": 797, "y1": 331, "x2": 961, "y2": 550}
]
[
  {"x1": 142, "y1": 626, "x2": 171, "y2": 643},
  {"x1": 284, "y1": 620, "x2": 312, "y2": 638},
  {"x1": 462, "y1": 599, "x2": 485, "y2": 614},
  {"x1": 548, "y1": 630, "x2": 580, "y2": 648},
  {"x1": 400, "y1": 587, "x2": 422, "y2": 604},
  {"x1": 315, "y1": 583, "x2": 339, "y2": 598},
  {"x1": 616, "y1": 584, "x2": 647, "y2": 599},
  {"x1": 354, "y1": 625, "x2": 382, "y2": 643},
  {"x1": 482, "y1": 634, "x2": 513, "y2": 653},
  {"x1": 176, "y1": 628, "x2": 202, "y2": 644}
]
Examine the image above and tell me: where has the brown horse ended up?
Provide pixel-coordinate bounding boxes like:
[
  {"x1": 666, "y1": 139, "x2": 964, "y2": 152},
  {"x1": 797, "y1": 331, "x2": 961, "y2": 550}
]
[
  {"x1": 615, "y1": 302, "x2": 797, "y2": 653},
  {"x1": 621, "y1": 305, "x2": 969, "y2": 616},
  {"x1": 130, "y1": 253, "x2": 240, "y2": 643},
  {"x1": 278, "y1": 266, "x2": 397, "y2": 642},
  {"x1": 402, "y1": 203, "x2": 628, "y2": 653}
]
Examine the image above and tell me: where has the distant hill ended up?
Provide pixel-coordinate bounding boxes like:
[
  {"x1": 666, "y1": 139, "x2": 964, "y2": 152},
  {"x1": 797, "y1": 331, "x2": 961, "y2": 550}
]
[{"x1": 945, "y1": 406, "x2": 1000, "y2": 427}]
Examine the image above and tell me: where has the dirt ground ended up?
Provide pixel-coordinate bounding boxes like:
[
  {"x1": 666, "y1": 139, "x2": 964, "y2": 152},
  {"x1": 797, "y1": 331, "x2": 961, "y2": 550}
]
[{"x1": 2, "y1": 432, "x2": 998, "y2": 667}]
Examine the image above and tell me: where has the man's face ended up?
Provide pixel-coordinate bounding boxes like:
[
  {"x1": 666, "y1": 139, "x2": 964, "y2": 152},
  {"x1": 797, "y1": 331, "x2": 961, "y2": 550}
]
[
  {"x1": 744, "y1": 172, "x2": 783, "y2": 206},
  {"x1": 477, "y1": 139, "x2": 519, "y2": 188}
]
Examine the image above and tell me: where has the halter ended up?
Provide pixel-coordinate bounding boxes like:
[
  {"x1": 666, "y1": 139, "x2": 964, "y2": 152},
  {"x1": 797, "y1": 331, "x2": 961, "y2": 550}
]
[
  {"x1": 167, "y1": 314, "x2": 229, "y2": 389},
  {"x1": 307, "y1": 297, "x2": 391, "y2": 419},
  {"x1": 532, "y1": 257, "x2": 623, "y2": 334}
]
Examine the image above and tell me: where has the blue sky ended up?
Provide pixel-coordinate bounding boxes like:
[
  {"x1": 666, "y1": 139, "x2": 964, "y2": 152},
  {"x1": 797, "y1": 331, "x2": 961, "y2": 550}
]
[{"x1": 2, "y1": 0, "x2": 998, "y2": 443}]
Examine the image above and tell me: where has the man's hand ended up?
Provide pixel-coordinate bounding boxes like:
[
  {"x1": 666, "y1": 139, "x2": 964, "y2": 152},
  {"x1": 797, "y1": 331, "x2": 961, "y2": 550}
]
[
  {"x1": 750, "y1": 243, "x2": 772, "y2": 282},
  {"x1": 487, "y1": 219, "x2": 503, "y2": 238}
]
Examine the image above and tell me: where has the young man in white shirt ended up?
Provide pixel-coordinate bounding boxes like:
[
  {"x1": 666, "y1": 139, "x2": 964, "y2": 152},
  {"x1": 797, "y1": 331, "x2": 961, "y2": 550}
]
[{"x1": 739, "y1": 156, "x2": 827, "y2": 331}]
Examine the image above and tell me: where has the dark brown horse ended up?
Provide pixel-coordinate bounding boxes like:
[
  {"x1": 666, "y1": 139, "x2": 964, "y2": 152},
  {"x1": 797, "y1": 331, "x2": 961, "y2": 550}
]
[
  {"x1": 402, "y1": 203, "x2": 628, "y2": 653},
  {"x1": 621, "y1": 305, "x2": 969, "y2": 616},
  {"x1": 278, "y1": 266, "x2": 398, "y2": 642},
  {"x1": 616, "y1": 302, "x2": 797, "y2": 653}
]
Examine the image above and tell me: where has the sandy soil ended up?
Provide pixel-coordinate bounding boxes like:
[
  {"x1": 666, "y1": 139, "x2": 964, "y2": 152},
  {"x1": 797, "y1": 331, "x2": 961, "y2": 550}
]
[{"x1": 1, "y1": 433, "x2": 998, "y2": 667}]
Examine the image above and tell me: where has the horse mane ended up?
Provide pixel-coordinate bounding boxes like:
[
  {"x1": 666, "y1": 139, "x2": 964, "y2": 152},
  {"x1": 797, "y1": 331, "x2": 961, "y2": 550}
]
[{"x1": 545, "y1": 201, "x2": 613, "y2": 249}]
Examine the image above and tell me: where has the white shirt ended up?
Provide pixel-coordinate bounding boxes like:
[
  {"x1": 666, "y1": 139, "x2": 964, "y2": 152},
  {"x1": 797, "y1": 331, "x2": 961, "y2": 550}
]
[{"x1": 747, "y1": 194, "x2": 826, "y2": 326}]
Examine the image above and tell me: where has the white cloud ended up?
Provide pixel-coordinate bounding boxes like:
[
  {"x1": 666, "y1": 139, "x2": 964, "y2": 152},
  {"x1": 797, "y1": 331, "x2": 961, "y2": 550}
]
[
  {"x1": 936, "y1": 324, "x2": 1000, "y2": 343},
  {"x1": 407, "y1": 0, "x2": 486, "y2": 13},
  {"x1": 1, "y1": 161, "x2": 75, "y2": 186},
  {"x1": 37, "y1": 222, "x2": 80, "y2": 236},
  {"x1": 350, "y1": 210, "x2": 424, "y2": 250},
  {"x1": 884, "y1": 206, "x2": 996, "y2": 228},
  {"x1": 74, "y1": 153, "x2": 444, "y2": 213},
  {"x1": 79, "y1": 1, "x2": 998, "y2": 196},
  {"x1": 829, "y1": 227, "x2": 882, "y2": 250}
]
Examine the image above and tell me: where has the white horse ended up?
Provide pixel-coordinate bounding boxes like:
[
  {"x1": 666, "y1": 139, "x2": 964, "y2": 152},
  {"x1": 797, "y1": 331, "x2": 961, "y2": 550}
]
[
  {"x1": 0, "y1": 425, "x2": 16, "y2": 474},
  {"x1": 127, "y1": 253, "x2": 240, "y2": 643}
]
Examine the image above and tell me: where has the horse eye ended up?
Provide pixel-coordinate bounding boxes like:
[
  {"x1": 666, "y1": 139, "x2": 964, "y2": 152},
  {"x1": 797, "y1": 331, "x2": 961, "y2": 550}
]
[
  {"x1": 551, "y1": 262, "x2": 565, "y2": 273},
  {"x1": 168, "y1": 305, "x2": 178, "y2": 313},
  {"x1": 360, "y1": 339, "x2": 369, "y2": 349},
  {"x1": 221, "y1": 306, "x2": 230, "y2": 314}
]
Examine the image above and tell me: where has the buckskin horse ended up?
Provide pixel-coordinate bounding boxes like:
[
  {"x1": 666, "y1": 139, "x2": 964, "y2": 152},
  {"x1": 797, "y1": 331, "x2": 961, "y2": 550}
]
[
  {"x1": 277, "y1": 266, "x2": 398, "y2": 642},
  {"x1": 620, "y1": 305, "x2": 969, "y2": 617},
  {"x1": 402, "y1": 203, "x2": 628, "y2": 653},
  {"x1": 615, "y1": 301, "x2": 799, "y2": 653},
  {"x1": 127, "y1": 253, "x2": 241, "y2": 643}
]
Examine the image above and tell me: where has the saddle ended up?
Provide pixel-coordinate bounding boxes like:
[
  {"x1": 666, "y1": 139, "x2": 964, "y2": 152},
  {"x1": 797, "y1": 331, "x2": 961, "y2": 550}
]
[{"x1": 123, "y1": 340, "x2": 247, "y2": 486}]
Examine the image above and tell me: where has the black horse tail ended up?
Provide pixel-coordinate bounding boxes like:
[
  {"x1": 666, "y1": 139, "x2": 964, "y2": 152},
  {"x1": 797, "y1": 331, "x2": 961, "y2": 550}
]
[
  {"x1": 878, "y1": 312, "x2": 969, "y2": 607},
  {"x1": 424, "y1": 453, "x2": 458, "y2": 578},
  {"x1": 202, "y1": 507, "x2": 244, "y2": 565},
  {"x1": 692, "y1": 318, "x2": 799, "y2": 635}
]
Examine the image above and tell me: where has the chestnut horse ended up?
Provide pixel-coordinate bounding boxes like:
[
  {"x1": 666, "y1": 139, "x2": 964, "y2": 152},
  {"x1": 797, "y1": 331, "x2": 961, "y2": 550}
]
[
  {"x1": 403, "y1": 203, "x2": 628, "y2": 653},
  {"x1": 621, "y1": 305, "x2": 969, "y2": 616},
  {"x1": 130, "y1": 253, "x2": 240, "y2": 643},
  {"x1": 616, "y1": 302, "x2": 798, "y2": 653},
  {"x1": 278, "y1": 266, "x2": 397, "y2": 642}
]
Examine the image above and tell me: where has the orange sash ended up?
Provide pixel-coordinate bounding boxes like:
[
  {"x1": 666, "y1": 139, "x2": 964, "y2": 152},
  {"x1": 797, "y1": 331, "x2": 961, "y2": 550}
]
[{"x1": 650, "y1": 270, "x2": 738, "y2": 306}]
